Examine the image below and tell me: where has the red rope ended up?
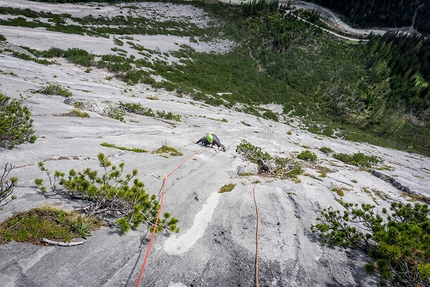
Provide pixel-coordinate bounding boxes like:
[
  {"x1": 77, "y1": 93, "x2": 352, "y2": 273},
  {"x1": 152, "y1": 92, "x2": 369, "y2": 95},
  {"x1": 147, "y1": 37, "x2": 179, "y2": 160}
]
[
  {"x1": 253, "y1": 184, "x2": 260, "y2": 287},
  {"x1": 135, "y1": 147, "x2": 206, "y2": 287}
]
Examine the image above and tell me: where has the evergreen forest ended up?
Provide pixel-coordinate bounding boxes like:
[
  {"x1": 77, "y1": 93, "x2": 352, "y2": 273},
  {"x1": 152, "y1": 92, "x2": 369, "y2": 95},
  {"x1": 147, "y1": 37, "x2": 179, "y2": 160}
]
[{"x1": 310, "y1": 0, "x2": 430, "y2": 35}]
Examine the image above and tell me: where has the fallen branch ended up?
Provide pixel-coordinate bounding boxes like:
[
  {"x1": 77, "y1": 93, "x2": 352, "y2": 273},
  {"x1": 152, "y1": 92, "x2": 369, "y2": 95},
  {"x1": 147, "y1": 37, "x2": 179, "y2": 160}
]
[{"x1": 42, "y1": 238, "x2": 85, "y2": 247}]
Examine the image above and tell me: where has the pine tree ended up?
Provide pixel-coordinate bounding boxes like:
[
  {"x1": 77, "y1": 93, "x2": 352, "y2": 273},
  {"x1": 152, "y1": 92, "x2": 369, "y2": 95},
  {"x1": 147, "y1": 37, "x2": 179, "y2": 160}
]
[{"x1": 0, "y1": 93, "x2": 36, "y2": 148}]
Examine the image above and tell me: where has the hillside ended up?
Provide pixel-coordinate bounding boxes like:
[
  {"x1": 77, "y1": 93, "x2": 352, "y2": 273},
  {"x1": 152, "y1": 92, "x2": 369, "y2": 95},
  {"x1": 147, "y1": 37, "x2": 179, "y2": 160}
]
[
  {"x1": 309, "y1": 0, "x2": 430, "y2": 36},
  {"x1": 1, "y1": 0, "x2": 430, "y2": 156},
  {"x1": 1, "y1": 1, "x2": 430, "y2": 286}
]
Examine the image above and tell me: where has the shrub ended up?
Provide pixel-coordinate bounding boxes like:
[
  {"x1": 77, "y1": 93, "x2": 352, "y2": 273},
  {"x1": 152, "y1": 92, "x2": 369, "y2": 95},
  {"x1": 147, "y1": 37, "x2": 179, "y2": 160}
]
[
  {"x1": 236, "y1": 139, "x2": 271, "y2": 165},
  {"x1": 70, "y1": 109, "x2": 90, "y2": 118},
  {"x1": 73, "y1": 101, "x2": 84, "y2": 109},
  {"x1": 311, "y1": 202, "x2": 430, "y2": 286},
  {"x1": 103, "y1": 106, "x2": 125, "y2": 122},
  {"x1": 125, "y1": 69, "x2": 147, "y2": 84},
  {"x1": 36, "y1": 83, "x2": 72, "y2": 98},
  {"x1": 322, "y1": 127, "x2": 334, "y2": 137},
  {"x1": 156, "y1": 110, "x2": 181, "y2": 122},
  {"x1": 236, "y1": 139, "x2": 302, "y2": 179},
  {"x1": 64, "y1": 48, "x2": 94, "y2": 67},
  {"x1": 119, "y1": 101, "x2": 155, "y2": 117},
  {"x1": 113, "y1": 37, "x2": 124, "y2": 46},
  {"x1": 119, "y1": 101, "x2": 181, "y2": 122},
  {"x1": 297, "y1": 150, "x2": 318, "y2": 162},
  {"x1": 262, "y1": 110, "x2": 279, "y2": 122},
  {"x1": 330, "y1": 182, "x2": 348, "y2": 196},
  {"x1": 0, "y1": 163, "x2": 17, "y2": 207},
  {"x1": 333, "y1": 152, "x2": 380, "y2": 168},
  {"x1": 35, "y1": 153, "x2": 179, "y2": 234},
  {"x1": 319, "y1": 147, "x2": 333, "y2": 155},
  {"x1": 0, "y1": 93, "x2": 36, "y2": 148}
]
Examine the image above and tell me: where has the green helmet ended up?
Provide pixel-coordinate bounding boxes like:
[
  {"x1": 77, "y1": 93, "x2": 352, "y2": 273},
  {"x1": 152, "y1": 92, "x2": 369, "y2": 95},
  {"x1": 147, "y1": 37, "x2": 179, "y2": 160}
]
[{"x1": 206, "y1": 133, "x2": 213, "y2": 143}]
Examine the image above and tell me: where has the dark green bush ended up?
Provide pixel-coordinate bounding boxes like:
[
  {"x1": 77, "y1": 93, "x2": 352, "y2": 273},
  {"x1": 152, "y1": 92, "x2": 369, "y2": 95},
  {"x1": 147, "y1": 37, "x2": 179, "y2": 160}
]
[
  {"x1": 119, "y1": 101, "x2": 181, "y2": 121},
  {"x1": 319, "y1": 147, "x2": 333, "y2": 154},
  {"x1": 119, "y1": 101, "x2": 155, "y2": 117},
  {"x1": 333, "y1": 152, "x2": 380, "y2": 168},
  {"x1": 297, "y1": 150, "x2": 318, "y2": 162},
  {"x1": 311, "y1": 202, "x2": 430, "y2": 286},
  {"x1": 262, "y1": 110, "x2": 279, "y2": 122},
  {"x1": 0, "y1": 93, "x2": 36, "y2": 148},
  {"x1": 64, "y1": 48, "x2": 94, "y2": 67},
  {"x1": 36, "y1": 83, "x2": 72, "y2": 98},
  {"x1": 156, "y1": 110, "x2": 181, "y2": 122}
]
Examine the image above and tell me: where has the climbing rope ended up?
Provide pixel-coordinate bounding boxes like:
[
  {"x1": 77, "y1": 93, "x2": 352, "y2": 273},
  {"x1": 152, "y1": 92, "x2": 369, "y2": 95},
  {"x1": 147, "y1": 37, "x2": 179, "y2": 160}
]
[
  {"x1": 135, "y1": 147, "x2": 206, "y2": 287},
  {"x1": 253, "y1": 184, "x2": 260, "y2": 287}
]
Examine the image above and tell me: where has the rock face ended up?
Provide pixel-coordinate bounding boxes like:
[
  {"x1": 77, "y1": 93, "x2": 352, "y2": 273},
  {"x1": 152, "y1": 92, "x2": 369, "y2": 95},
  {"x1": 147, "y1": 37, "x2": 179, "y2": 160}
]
[
  {"x1": 371, "y1": 169, "x2": 419, "y2": 197},
  {"x1": 237, "y1": 163, "x2": 259, "y2": 175},
  {"x1": 0, "y1": 1, "x2": 430, "y2": 287}
]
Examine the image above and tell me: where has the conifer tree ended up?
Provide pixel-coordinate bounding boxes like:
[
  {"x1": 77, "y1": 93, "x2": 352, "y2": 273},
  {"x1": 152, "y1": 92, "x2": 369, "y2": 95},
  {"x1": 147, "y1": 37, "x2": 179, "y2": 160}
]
[{"x1": 0, "y1": 93, "x2": 36, "y2": 148}]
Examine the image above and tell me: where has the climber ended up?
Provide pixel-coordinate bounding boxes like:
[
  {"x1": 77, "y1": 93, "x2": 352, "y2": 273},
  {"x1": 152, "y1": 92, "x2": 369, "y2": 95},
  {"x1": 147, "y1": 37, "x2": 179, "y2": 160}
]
[{"x1": 195, "y1": 133, "x2": 226, "y2": 152}]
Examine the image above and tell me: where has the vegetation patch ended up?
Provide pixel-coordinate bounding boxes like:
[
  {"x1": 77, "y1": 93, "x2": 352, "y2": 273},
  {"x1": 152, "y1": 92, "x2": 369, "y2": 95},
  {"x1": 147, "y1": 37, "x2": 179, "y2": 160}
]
[
  {"x1": 315, "y1": 165, "x2": 332, "y2": 177},
  {"x1": 0, "y1": 93, "x2": 36, "y2": 148},
  {"x1": 35, "y1": 153, "x2": 179, "y2": 234},
  {"x1": 219, "y1": 183, "x2": 236, "y2": 193},
  {"x1": 312, "y1": 202, "x2": 430, "y2": 286},
  {"x1": 34, "y1": 83, "x2": 72, "y2": 98},
  {"x1": 0, "y1": 163, "x2": 17, "y2": 207},
  {"x1": 0, "y1": 206, "x2": 101, "y2": 245},
  {"x1": 236, "y1": 139, "x2": 302, "y2": 179},
  {"x1": 119, "y1": 101, "x2": 181, "y2": 122},
  {"x1": 319, "y1": 147, "x2": 333, "y2": 155},
  {"x1": 371, "y1": 188, "x2": 387, "y2": 200},
  {"x1": 101, "y1": 142, "x2": 148, "y2": 153},
  {"x1": 297, "y1": 150, "x2": 318, "y2": 162},
  {"x1": 333, "y1": 152, "x2": 380, "y2": 168},
  {"x1": 330, "y1": 182, "x2": 349, "y2": 197},
  {"x1": 401, "y1": 192, "x2": 430, "y2": 203},
  {"x1": 103, "y1": 105, "x2": 125, "y2": 122},
  {"x1": 55, "y1": 109, "x2": 90, "y2": 118},
  {"x1": 156, "y1": 145, "x2": 183, "y2": 157}
]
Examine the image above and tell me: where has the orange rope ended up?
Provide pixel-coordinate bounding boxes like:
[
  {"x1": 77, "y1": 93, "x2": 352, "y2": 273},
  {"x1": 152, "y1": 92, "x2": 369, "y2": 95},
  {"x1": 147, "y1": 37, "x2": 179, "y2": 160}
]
[
  {"x1": 135, "y1": 147, "x2": 206, "y2": 287},
  {"x1": 253, "y1": 184, "x2": 260, "y2": 287}
]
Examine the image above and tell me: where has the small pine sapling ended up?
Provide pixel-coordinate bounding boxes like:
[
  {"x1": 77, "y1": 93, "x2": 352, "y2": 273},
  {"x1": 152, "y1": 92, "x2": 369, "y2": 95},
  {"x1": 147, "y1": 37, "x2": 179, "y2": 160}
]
[
  {"x1": 35, "y1": 153, "x2": 179, "y2": 234},
  {"x1": 0, "y1": 163, "x2": 18, "y2": 207},
  {"x1": 0, "y1": 93, "x2": 36, "y2": 148}
]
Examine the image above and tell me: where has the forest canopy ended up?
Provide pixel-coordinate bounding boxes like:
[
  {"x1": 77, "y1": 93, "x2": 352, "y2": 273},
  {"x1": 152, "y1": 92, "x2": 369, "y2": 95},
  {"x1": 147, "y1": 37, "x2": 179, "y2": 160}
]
[{"x1": 310, "y1": 0, "x2": 430, "y2": 35}]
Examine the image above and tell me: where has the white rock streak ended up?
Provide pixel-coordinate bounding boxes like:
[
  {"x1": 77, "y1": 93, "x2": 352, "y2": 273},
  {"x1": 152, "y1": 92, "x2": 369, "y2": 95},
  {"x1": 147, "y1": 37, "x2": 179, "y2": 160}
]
[{"x1": 164, "y1": 191, "x2": 221, "y2": 255}]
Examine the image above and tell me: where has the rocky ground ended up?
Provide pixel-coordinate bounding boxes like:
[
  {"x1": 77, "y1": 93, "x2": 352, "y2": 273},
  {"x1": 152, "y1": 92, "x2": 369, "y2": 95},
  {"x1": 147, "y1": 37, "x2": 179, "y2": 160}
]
[{"x1": 0, "y1": 1, "x2": 429, "y2": 287}]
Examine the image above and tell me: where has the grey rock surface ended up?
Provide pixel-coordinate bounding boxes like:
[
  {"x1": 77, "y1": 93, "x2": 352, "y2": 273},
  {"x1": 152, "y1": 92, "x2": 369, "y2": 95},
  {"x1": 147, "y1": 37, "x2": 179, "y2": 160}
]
[{"x1": 0, "y1": 1, "x2": 429, "y2": 287}]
